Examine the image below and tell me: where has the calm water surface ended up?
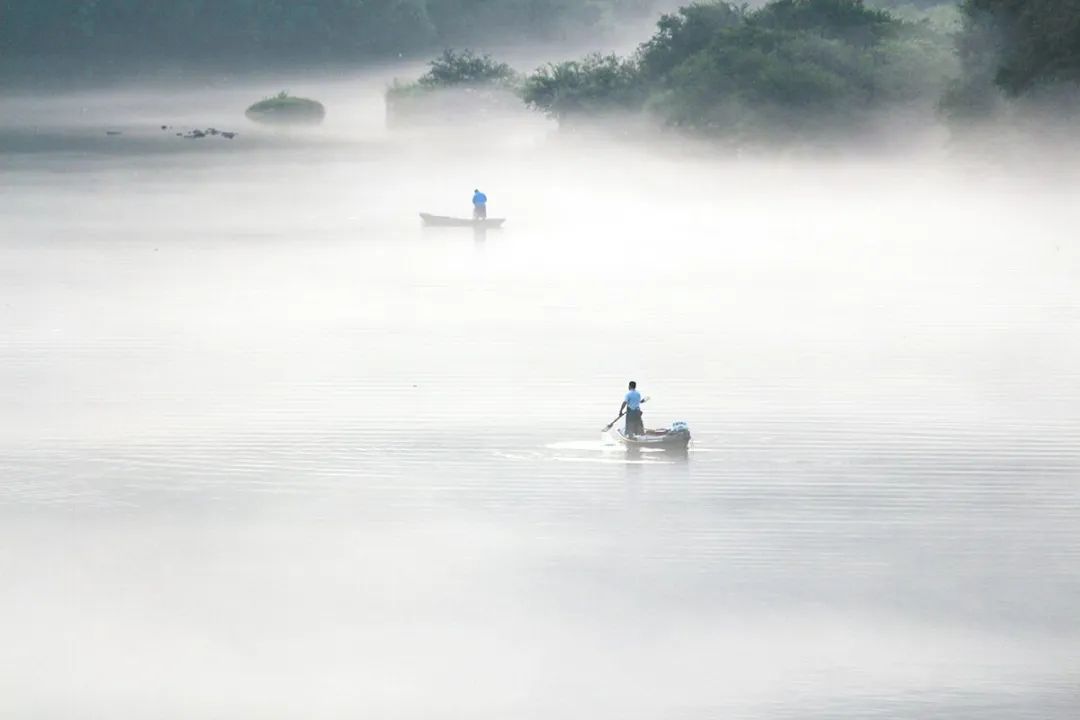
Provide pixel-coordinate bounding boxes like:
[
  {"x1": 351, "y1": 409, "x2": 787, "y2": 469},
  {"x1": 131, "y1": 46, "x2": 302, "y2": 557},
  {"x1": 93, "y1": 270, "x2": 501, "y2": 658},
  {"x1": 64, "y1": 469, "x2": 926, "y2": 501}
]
[{"x1": 1, "y1": 78, "x2": 1079, "y2": 718}]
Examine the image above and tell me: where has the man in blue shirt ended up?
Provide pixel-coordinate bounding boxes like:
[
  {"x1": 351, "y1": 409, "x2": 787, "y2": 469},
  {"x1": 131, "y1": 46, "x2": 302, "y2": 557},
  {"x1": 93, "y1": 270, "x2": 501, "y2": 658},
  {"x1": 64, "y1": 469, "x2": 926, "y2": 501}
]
[
  {"x1": 619, "y1": 380, "x2": 645, "y2": 436},
  {"x1": 472, "y1": 189, "x2": 488, "y2": 220}
]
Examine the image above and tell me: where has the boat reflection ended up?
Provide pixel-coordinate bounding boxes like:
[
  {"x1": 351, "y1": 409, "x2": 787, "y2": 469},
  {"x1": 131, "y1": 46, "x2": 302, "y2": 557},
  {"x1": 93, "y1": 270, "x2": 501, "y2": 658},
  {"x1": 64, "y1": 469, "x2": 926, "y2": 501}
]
[{"x1": 623, "y1": 443, "x2": 690, "y2": 463}]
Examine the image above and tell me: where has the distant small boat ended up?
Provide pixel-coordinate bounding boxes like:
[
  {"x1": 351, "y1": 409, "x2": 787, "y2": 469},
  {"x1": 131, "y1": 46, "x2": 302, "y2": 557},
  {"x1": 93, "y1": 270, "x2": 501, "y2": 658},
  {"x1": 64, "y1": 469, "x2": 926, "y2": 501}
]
[
  {"x1": 614, "y1": 421, "x2": 691, "y2": 450},
  {"x1": 420, "y1": 213, "x2": 505, "y2": 228}
]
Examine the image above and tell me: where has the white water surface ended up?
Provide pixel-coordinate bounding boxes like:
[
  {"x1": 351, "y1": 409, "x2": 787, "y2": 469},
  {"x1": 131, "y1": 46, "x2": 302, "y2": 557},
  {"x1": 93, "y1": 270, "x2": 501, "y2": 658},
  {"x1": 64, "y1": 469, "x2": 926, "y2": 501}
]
[{"x1": 2, "y1": 75, "x2": 1079, "y2": 719}]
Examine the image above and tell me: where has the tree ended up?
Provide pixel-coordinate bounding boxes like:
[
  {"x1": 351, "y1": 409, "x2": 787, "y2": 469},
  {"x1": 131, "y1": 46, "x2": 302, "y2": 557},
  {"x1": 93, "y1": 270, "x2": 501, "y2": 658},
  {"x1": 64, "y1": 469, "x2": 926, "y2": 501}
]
[
  {"x1": 0, "y1": 0, "x2": 657, "y2": 69},
  {"x1": 523, "y1": 0, "x2": 956, "y2": 137},
  {"x1": 522, "y1": 54, "x2": 645, "y2": 121},
  {"x1": 418, "y1": 49, "x2": 518, "y2": 88},
  {"x1": 960, "y1": 0, "x2": 1080, "y2": 95}
]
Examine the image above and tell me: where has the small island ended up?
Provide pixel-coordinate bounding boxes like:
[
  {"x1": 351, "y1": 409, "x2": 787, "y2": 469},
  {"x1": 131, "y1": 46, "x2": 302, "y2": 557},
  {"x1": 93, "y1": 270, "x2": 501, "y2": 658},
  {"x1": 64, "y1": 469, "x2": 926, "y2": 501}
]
[{"x1": 245, "y1": 92, "x2": 326, "y2": 125}]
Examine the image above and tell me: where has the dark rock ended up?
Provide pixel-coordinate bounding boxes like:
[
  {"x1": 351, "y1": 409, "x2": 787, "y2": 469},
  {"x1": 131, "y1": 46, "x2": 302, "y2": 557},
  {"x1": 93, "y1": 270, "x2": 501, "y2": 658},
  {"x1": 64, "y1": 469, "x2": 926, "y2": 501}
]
[
  {"x1": 106, "y1": 130, "x2": 122, "y2": 136},
  {"x1": 172, "y1": 127, "x2": 238, "y2": 141}
]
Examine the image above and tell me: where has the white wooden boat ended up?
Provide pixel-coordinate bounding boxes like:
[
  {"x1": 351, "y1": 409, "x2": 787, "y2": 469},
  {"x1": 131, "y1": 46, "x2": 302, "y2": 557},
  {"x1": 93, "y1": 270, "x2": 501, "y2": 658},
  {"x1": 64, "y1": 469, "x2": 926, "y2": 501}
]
[
  {"x1": 614, "y1": 422, "x2": 691, "y2": 450},
  {"x1": 420, "y1": 212, "x2": 505, "y2": 228}
]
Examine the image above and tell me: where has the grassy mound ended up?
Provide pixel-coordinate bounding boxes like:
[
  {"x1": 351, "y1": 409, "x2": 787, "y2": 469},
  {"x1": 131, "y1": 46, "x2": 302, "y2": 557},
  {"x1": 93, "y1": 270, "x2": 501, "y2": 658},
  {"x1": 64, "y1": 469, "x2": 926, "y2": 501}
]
[{"x1": 245, "y1": 92, "x2": 326, "y2": 125}]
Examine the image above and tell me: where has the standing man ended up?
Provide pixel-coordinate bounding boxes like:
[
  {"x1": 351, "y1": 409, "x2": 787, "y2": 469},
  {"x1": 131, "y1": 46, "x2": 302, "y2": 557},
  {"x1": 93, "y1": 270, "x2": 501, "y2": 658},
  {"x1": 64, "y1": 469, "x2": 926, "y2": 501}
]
[
  {"x1": 472, "y1": 188, "x2": 488, "y2": 220},
  {"x1": 619, "y1": 381, "x2": 645, "y2": 436}
]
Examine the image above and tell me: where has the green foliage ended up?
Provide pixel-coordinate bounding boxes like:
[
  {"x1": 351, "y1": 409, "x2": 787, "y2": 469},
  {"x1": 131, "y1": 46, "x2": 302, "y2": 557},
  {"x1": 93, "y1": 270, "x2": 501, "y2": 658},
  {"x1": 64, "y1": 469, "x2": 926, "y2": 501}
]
[
  {"x1": 940, "y1": 3, "x2": 1005, "y2": 116},
  {"x1": 868, "y1": 0, "x2": 954, "y2": 6},
  {"x1": 754, "y1": 0, "x2": 898, "y2": 44},
  {"x1": 0, "y1": 0, "x2": 657, "y2": 66},
  {"x1": 245, "y1": 93, "x2": 326, "y2": 125},
  {"x1": 386, "y1": 50, "x2": 518, "y2": 107},
  {"x1": 385, "y1": 50, "x2": 524, "y2": 126},
  {"x1": 866, "y1": 1, "x2": 960, "y2": 29},
  {"x1": 958, "y1": 0, "x2": 1080, "y2": 96},
  {"x1": 425, "y1": 0, "x2": 641, "y2": 45},
  {"x1": 523, "y1": 55, "x2": 645, "y2": 120},
  {"x1": 0, "y1": 0, "x2": 436, "y2": 59},
  {"x1": 521, "y1": 0, "x2": 957, "y2": 137},
  {"x1": 637, "y1": 2, "x2": 746, "y2": 81},
  {"x1": 417, "y1": 50, "x2": 518, "y2": 88}
]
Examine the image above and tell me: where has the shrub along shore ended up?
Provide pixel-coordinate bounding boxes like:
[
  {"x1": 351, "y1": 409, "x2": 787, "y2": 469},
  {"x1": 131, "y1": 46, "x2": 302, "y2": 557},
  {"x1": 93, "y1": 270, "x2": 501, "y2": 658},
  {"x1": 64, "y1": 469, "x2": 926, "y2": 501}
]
[{"x1": 387, "y1": 1, "x2": 1080, "y2": 141}]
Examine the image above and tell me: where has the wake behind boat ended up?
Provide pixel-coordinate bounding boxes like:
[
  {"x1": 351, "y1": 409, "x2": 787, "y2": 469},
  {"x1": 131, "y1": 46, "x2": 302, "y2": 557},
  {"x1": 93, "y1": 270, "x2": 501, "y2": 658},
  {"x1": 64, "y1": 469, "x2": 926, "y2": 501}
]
[{"x1": 420, "y1": 212, "x2": 505, "y2": 228}]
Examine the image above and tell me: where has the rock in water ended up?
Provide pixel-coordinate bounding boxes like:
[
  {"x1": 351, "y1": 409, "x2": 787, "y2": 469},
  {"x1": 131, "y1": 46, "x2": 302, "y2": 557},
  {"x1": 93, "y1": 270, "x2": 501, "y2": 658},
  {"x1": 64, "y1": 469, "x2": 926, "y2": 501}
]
[{"x1": 172, "y1": 127, "x2": 238, "y2": 141}]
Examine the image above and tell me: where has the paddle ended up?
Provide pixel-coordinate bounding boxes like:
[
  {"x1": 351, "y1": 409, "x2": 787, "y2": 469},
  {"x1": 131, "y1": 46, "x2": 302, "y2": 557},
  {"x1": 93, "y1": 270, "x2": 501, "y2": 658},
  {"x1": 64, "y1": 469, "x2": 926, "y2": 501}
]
[
  {"x1": 602, "y1": 396, "x2": 650, "y2": 432},
  {"x1": 603, "y1": 412, "x2": 625, "y2": 432}
]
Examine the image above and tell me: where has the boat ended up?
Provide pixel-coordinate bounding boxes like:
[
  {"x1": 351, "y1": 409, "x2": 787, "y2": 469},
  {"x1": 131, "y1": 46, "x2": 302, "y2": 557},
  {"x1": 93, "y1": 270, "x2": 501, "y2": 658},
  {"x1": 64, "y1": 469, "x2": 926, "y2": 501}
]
[
  {"x1": 613, "y1": 421, "x2": 691, "y2": 450},
  {"x1": 420, "y1": 212, "x2": 506, "y2": 228}
]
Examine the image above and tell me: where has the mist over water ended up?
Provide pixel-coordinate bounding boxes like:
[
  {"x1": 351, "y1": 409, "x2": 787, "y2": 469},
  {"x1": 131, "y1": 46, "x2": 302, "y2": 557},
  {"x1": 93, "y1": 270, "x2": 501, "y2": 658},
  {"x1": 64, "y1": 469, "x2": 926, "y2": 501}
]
[{"x1": 2, "y1": 71, "x2": 1079, "y2": 719}]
